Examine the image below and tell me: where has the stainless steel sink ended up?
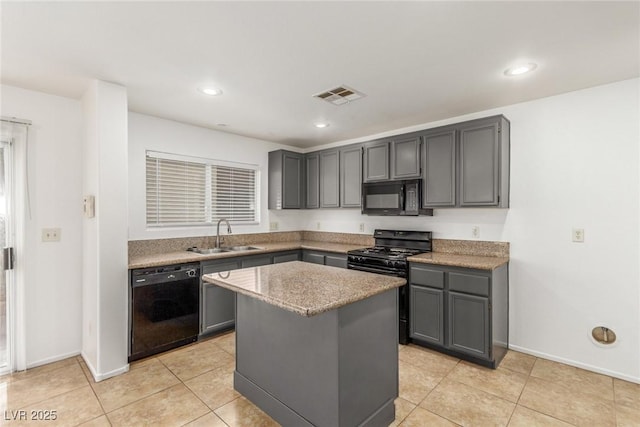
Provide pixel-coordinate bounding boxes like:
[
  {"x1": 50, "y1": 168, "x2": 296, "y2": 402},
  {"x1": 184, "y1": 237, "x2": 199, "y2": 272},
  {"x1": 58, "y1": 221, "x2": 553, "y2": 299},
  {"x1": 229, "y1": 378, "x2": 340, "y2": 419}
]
[
  {"x1": 224, "y1": 246, "x2": 262, "y2": 252},
  {"x1": 187, "y1": 246, "x2": 262, "y2": 254},
  {"x1": 188, "y1": 248, "x2": 230, "y2": 254}
]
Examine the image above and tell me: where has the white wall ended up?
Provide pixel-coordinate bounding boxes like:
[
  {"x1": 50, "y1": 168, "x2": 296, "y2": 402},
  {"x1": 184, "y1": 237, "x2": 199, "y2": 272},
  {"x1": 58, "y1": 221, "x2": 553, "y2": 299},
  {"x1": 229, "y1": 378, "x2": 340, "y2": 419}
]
[
  {"x1": 128, "y1": 113, "x2": 300, "y2": 240},
  {"x1": 299, "y1": 79, "x2": 640, "y2": 382},
  {"x1": 0, "y1": 85, "x2": 84, "y2": 368},
  {"x1": 82, "y1": 81, "x2": 129, "y2": 380}
]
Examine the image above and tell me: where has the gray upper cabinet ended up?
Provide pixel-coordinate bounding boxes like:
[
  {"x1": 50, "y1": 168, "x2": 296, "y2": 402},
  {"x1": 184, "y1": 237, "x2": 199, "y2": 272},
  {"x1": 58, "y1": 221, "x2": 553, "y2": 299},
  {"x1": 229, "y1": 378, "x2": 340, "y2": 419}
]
[
  {"x1": 390, "y1": 136, "x2": 421, "y2": 180},
  {"x1": 363, "y1": 141, "x2": 390, "y2": 182},
  {"x1": 320, "y1": 150, "x2": 340, "y2": 208},
  {"x1": 268, "y1": 150, "x2": 304, "y2": 209},
  {"x1": 422, "y1": 128, "x2": 456, "y2": 207},
  {"x1": 458, "y1": 116, "x2": 510, "y2": 208},
  {"x1": 363, "y1": 136, "x2": 421, "y2": 182},
  {"x1": 339, "y1": 145, "x2": 362, "y2": 207},
  {"x1": 419, "y1": 115, "x2": 509, "y2": 208},
  {"x1": 305, "y1": 153, "x2": 319, "y2": 209}
]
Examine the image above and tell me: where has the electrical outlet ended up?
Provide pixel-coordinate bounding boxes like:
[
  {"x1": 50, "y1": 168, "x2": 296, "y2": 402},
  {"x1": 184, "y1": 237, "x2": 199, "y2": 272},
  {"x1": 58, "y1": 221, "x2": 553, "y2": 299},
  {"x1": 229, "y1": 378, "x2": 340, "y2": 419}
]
[
  {"x1": 316, "y1": 222, "x2": 321, "y2": 230},
  {"x1": 471, "y1": 226, "x2": 480, "y2": 239},
  {"x1": 359, "y1": 223, "x2": 365, "y2": 232},
  {"x1": 269, "y1": 221, "x2": 278, "y2": 231},
  {"x1": 572, "y1": 228, "x2": 585, "y2": 243},
  {"x1": 42, "y1": 228, "x2": 61, "y2": 242}
]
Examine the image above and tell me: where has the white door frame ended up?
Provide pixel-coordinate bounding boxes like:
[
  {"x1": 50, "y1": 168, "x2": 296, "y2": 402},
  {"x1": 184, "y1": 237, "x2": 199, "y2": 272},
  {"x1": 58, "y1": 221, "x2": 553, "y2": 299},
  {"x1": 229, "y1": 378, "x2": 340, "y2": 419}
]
[
  {"x1": 0, "y1": 120, "x2": 29, "y2": 373},
  {"x1": 13, "y1": 132, "x2": 27, "y2": 372}
]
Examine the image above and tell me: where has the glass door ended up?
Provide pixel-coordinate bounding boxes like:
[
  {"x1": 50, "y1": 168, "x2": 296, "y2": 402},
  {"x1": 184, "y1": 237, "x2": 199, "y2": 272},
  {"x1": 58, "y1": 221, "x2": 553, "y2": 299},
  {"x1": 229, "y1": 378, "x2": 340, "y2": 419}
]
[{"x1": 0, "y1": 141, "x2": 13, "y2": 374}]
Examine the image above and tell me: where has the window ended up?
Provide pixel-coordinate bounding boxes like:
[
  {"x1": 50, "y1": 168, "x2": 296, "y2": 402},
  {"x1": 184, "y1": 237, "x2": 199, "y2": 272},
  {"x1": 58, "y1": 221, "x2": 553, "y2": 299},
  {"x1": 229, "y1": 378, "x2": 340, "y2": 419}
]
[{"x1": 146, "y1": 151, "x2": 259, "y2": 227}]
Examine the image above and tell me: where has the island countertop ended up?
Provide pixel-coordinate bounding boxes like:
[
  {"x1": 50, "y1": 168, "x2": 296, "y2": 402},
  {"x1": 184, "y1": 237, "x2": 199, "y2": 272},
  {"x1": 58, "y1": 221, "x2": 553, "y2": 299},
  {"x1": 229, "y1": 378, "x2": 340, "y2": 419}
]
[{"x1": 202, "y1": 261, "x2": 406, "y2": 317}]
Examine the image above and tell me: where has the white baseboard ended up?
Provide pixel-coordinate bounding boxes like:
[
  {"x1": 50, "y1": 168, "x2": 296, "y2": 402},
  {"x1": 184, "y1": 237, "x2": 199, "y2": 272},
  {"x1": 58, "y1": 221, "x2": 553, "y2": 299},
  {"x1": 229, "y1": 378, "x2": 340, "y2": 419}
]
[
  {"x1": 80, "y1": 351, "x2": 129, "y2": 382},
  {"x1": 26, "y1": 350, "x2": 81, "y2": 370},
  {"x1": 509, "y1": 344, "x2": 640, "y2": 384}
]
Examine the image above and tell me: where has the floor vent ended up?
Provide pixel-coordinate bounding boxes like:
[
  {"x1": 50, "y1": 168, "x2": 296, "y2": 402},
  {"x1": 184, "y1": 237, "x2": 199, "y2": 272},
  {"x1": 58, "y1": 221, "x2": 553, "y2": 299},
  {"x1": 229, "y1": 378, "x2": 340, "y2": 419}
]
[{"x1": 313, "y1": 85, "x2": 366, "y2": 106}]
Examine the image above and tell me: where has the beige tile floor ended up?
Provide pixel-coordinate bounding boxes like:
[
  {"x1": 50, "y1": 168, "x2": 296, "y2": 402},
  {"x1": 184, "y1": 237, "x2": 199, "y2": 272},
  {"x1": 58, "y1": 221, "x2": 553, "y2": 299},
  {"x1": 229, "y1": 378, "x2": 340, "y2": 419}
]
[{"x1": 0, "y1": 331, "x2": 638, "y2": 426}]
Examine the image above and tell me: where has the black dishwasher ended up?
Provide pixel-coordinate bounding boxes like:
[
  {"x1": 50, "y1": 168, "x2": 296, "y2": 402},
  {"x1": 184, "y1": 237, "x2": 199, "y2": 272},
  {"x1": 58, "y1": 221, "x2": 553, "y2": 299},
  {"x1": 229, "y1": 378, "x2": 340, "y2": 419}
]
[{"x1": 129, "y1": 263, "x2": 200, "y2": 362}]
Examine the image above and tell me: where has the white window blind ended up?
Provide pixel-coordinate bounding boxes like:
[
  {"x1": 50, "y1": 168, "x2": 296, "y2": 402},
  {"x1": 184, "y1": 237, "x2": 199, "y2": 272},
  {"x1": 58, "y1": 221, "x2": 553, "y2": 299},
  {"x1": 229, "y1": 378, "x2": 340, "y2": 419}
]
[
  {"x1": 211, "y1": 165, "x2": 256, "y2": 222},
  {"x1": 146, "y1": 151, "x2": 259, "y2": 227}
]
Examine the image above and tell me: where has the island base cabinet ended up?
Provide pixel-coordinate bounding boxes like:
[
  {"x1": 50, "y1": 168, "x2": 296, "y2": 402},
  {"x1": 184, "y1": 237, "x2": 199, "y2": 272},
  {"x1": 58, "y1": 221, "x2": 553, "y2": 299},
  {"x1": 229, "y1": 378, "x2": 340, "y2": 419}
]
[{"x1": 234, "y1": 291, "x2": 398, "y2": 427}]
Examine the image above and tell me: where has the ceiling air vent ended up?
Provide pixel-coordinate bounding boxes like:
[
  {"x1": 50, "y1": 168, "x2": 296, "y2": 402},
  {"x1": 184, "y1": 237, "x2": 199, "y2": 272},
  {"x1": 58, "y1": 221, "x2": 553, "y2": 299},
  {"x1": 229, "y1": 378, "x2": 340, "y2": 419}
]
[{"x1": 313, "y1": 85, "x2": 366, "y2": 106}]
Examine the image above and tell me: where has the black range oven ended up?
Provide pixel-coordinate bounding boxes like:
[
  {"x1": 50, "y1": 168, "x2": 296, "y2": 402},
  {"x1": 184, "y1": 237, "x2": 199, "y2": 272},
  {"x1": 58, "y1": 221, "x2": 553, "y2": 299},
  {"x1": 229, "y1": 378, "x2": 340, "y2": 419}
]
[{"x1": 347, "y1": 229, "x2": 432, "y2": 345}]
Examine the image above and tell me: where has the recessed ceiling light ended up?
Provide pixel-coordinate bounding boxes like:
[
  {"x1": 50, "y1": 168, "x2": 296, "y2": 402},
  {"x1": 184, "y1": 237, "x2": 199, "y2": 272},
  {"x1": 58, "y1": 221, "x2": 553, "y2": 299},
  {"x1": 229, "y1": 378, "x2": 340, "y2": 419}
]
[
  {"x1": 314, "y1": 122, "x2": 330, "y2": 129},
  {"x1": 199, "y1": 87, "x2": 223, "y2": 96},
  {"x1": 504, "y1": 63, "x2": 538, "y2": 76}
]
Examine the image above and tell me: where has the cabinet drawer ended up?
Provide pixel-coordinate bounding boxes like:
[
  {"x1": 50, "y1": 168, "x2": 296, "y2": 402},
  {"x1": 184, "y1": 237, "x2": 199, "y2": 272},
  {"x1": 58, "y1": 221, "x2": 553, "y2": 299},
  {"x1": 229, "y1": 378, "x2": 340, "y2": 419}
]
[
  {"x1": 202, "y1": 261, "x2": 240, "y2": 275},
  {"x1": 303, "y1": 252, "x2": 325, "y2": 265},
  {"x1": 241, "y1": 255, "x2": 272, "y2": 268},
  {"x1": 410, "y1": 266, "x2": 444, "y2": 289},
  {"x1": 449, "y1": 272, "x2": 489, "y2": 297},
  {"x1": 325, "y1": 255, "x2": 347, "y2": 269},
  {"x1": 273, "y1": 253, "x2": 299, "y2": 263}
]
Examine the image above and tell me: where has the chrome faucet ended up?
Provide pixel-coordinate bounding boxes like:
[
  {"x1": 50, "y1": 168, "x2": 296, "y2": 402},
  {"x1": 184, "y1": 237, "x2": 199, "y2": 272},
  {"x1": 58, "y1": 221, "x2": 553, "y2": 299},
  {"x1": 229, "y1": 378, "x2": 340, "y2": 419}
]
[{"x1": 215, "y1": 218, "x2": 232, "y2": 248}]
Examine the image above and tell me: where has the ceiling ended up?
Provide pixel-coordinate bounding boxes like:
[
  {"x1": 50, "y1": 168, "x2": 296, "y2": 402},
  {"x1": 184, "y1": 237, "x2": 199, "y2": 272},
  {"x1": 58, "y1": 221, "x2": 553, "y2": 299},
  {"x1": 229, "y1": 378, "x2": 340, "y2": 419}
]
[{"x1": 2, "y1": 1, "x2": 638, "y2": 148}]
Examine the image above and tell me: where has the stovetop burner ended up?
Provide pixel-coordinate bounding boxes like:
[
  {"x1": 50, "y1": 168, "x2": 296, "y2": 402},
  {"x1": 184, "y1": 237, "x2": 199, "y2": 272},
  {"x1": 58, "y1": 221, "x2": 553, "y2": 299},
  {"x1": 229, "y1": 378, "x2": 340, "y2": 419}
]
[{"x1": 354, "y1": 246, "x2": 423, "y2": 258}]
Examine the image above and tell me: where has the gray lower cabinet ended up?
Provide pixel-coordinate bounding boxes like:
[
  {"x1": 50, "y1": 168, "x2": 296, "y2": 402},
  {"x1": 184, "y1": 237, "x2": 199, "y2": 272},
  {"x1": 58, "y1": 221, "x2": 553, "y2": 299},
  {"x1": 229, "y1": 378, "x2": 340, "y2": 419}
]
[
  {"x1": 201, "y1": 260, "x2": 241, "y2": 335},
  {"x1": 302, "y1": 250, "x2": 347, "y2": 268},
  {"x1": 305, "y1": 153, "x2": 319, "y2": 209},
  {"x1": 319, "y1": 149, "x2": 340, "y2": 208},
  {"x1": 391, "y1": 135, "x2": 421, "y2": 180},
  {"x1": 409, "y1": 285, "x2": 444, "y2": 345},
  {"x1": 339, "y1": 145, "x2": 362, "y2": 207},
  {"x1": 408, "y1": 262, "x2": 508, "y2": 368},
  {"x1": 448, "y1": 292, "x2": 489, "y2": 358},
  {"x1": 268, "y1": 150, "x2": 304, "y2": 209}
]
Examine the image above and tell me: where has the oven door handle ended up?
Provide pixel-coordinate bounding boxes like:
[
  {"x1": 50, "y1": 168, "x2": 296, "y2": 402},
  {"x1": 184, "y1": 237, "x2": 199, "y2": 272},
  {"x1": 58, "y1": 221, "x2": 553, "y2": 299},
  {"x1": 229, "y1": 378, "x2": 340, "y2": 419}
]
[{"x1": 348, "y1": 264, "x2": 406, "y2": 278}]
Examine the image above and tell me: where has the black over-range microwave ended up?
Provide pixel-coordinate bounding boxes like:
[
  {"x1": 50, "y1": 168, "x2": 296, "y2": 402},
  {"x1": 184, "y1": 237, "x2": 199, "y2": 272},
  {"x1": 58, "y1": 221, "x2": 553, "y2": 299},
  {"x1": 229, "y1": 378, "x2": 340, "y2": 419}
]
[{"x1": 361, "y1": 179, "x2": 433, "y2": 216}]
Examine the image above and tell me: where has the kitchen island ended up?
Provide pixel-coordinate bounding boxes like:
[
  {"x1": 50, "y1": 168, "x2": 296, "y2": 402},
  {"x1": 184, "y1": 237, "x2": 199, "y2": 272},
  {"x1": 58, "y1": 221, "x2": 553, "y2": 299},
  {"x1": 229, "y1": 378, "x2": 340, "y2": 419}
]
[{"x1": 202, "y1": 261, "x2": 406, "y2": 427}]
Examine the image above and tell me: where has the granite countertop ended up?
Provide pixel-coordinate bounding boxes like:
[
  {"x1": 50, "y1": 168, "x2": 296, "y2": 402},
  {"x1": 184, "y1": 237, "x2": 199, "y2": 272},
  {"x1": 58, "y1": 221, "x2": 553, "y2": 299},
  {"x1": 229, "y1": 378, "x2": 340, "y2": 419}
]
[
  {"x1": 128, "y1": 240, "x2": 367, "y2": 269},
  {"x1": 407, "y1": 252, "x2": 509, "y2": 270},
  {"x1": 202, "y1": 261, "x2": 406, "y2": 317}
]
